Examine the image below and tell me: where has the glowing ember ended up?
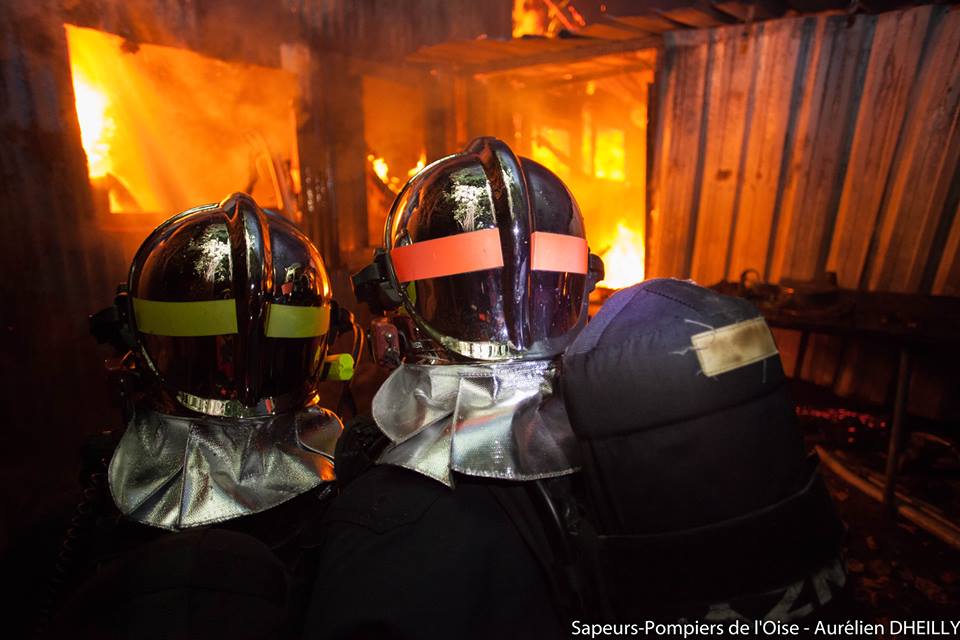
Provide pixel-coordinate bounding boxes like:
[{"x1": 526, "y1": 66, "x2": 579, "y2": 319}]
[
  {"x1": 70, "y1": 66, "x2": 114, "y2": 179},
  {"x1": 597, "y1": 222, "x2": 644, "y2": 289}
]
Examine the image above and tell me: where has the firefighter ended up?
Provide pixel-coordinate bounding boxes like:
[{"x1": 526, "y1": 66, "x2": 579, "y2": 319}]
[
  {"x1": 561, "y1": 278, "x2": 849, "y2": 628},
  {"x1": 46, "y1": 193, "x2": 356, "y2": 639},
  {"x1": 302, "y1": 137, "x2": 604, "y2": 639}
]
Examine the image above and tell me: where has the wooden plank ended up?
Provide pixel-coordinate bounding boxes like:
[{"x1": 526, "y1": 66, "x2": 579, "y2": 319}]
[
  {"x1": 689, "y1": 23, "x2": 756, "y2": 286},
  {"x1": 659, "y1": 3, "x2": 739, "y2": 29},
  {"x1": 577, "y1": 23, "x2": 646, "y2": 40},
  {"x1": 919, "y1": 121, "x2": 960, "y2": 293},
  {"x1": 795, "y1": 16, "x2": 876, "y2": 386},
  {"x1": 407, "y1": 38, "x2": 575, "y2": 65},
  {"x1": 769, "y1": 14, "x2": 875, "y2": 283},
  {"x1": 498, "y1": 48, "x2": 655, "y2": 85},
  {"x1": 612, "y1": 13, "x2": 684, "y2": 34},
  {"x1": 712, "y1": 1, "x2": 780, "y2": 22},
  {"x1": 932, "y1": 197, "x2": 960, "y2": 296},
  {"x1": 825, "y1": 6, "x2": 932, "y2": 289},
  {"x1": 647, "y1": 33, "x2": 710, "y2": 278},
  {"x1": 466, "y1": 34, "x2": 663, "y2": 76},
  {"x1": 510, "y1": 62, "x2": 653, "y2": 89},
  {"x1": 726, "y1": 16, "x2": 805, "y2": 280},
  {"x1": 865, "y1": 7, "x2": 960, "y2": 292},
  {"x1": 766, "y1": 14, "x2": 832, "y2": 283}
]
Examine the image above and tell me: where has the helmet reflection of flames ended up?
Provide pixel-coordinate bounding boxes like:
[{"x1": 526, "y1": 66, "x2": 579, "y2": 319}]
[
  {"x1": 384, "y1": 137, "x2": 598, "y2": 362},
  {"x1": 128, "y1": 193, "x2": 333, "y2": 417}
]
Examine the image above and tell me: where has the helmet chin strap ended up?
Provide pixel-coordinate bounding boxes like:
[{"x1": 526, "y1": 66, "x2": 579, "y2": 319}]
[{"x1": 174, "y1": 388, "x2": 304, "y2": 419}]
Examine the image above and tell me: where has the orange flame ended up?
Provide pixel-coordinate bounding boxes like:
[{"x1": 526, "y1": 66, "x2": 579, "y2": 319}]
[
  {"x1": 369, "y1": 151, "x2": 428, "y2": 193},
  {"x1": 70, "y1": 65, "x2": 114, "y2": 179},
  {"x1": 594, "y1": 128, "x2": 625, "y2": 182},
  {"x1": 407, "y1": 151, "x2": 426, "y2": 177},
  {"x1": 368, "y1": 155, "x2": 390, "y2": 183},
  {"x1": 64, "y1": 24, "x2": 300, "y2": 218},
  {"x1": 513, "y1": 0, "x2": 547, "y2": 37},
  {"x1": 597, "y1": 222, "x2": 645, "y2": 289}
]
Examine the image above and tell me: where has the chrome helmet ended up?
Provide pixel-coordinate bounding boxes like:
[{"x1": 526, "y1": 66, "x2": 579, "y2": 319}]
[
  {"x1": 127, "y1": 193, "x2": 335, "y2": 416},
  {"x1": 354, "y1": 137, "x2": 603, "y2": 362}
]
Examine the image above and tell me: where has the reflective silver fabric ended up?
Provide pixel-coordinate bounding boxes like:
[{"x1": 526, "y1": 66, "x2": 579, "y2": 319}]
[
  {"x1": 109, "y1": 404, "x2": 340, "y2": 530},
  {"x1": 373, "y1": 361, "x2": 580, "y2": 486}
]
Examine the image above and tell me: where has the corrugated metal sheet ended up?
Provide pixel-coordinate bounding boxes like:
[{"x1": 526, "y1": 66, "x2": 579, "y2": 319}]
[{"x1": 647, "y1": 4, "x2": 960, "y2": 418}]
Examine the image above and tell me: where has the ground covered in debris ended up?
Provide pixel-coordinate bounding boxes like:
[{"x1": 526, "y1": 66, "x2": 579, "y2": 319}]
[
  {"x1": 796, "y1": 377, "x2": 960, "y2": 626},
  {"x1": 819, "y1": 467, "x2": 960, "y2": 622}
]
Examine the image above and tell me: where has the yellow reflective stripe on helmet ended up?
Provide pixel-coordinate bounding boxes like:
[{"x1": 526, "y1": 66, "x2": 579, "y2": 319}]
[
  {"x1": 265, "y1": 304, "x2": 330, "y2": 338},
  {"x1": 132, "y1": 298, "x2": 238, "y2": 336}
]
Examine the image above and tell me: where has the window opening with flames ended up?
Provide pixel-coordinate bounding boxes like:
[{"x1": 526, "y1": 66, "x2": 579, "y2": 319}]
[{"x1": 65, "y1": 24, "x2": 302, "y2": 230}]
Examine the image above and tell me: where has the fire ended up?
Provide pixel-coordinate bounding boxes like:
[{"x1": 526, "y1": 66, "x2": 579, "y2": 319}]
[
  {"x1": 407, "y1": 151, "x2": 426, "y2": 177},
  {"x1": 369, "y1": 151, "x2": 428, "y2": 193},
  {"x1": 64, "y1": 24, "x2": 300, "y2": 218},
  {"x1": 368, "y1": 155, "x2": 390, "y2": 183},
  {"x1": 531, "y1": 127, "x2": 571, "y2": 177},
  {"x1": 597, "y1": 222, "x2": 645, "y2": 289},
  {"x1": 70, "y1": 65, "x2": 114, "y2": 179},
  {"x1": 513, "y1": 0, "x2": 547, "y2": 37},
  {"x1": 593, "y1": 128, "x2": 625, "y2": 182},
  {"x1": 513, "y1": 0, "x2": 585, "y2": 37}
]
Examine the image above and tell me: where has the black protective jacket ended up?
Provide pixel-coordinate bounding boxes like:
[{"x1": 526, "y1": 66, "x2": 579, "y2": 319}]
[
  {"x1": 42, "y1": 432, "x2": 332, "y2": 640},
  {"x1": 301, "y1": 463, "x2": 571, "y2": 640}
]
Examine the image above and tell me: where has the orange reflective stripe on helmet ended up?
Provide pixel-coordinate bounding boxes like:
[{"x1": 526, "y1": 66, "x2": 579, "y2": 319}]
[
  {"x1": 530, "y1": 231, "x2": 588, "y2": 274},
  {"x1": 391, "y1": 228, "x2": 588, "y2": 282},
  {"x1": 391, "y1": 228, "x2": 504, "y2": 282}
]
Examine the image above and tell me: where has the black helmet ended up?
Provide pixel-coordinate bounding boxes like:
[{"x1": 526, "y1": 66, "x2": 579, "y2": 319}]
[
  {"x1": 354, "y1": 137, "x2": 603, "y2": 362},
  {"x1": 127, "y1": 193, "x2": 335, "y2": 416}
]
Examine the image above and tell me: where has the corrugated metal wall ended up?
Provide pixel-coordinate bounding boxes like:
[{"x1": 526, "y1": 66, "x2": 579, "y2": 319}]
[{"x1": 647, "y1": 4, "x2": 960, "y2": 418}]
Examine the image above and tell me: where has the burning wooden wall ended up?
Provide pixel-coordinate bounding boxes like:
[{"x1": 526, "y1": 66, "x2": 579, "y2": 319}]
[{"x1": 646, "y1": 4, "x2": 960, "y2": 419}]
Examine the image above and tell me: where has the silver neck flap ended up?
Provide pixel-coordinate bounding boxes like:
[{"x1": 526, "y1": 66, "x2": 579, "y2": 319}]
[
  {"x1": 372, "y1": 360, "x2": 580, "y2": 487},
  {"x1": 108, "y1": 404, "x2": 341, "y2": 530}
]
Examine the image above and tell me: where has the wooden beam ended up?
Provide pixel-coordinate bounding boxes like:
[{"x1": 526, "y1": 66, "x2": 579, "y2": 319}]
[
  {"x1": 610, "y1": 13, "x2": 686, "y2": 34},
  {"x1": 658, "y1": 3, "x2": 740, "y2": 29},
  {"x1": 816, "y1": 445, "x2": 960, "y2": 550},
  {"x1": 498, "y1": 61, "x2": 655, "y2": 89},
  {"x1": 464, "y1": 34, "x2": 662, "y2": 77},
  {"x1": 298, "y1": 51, "x2": 369, "y2": 267}
]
